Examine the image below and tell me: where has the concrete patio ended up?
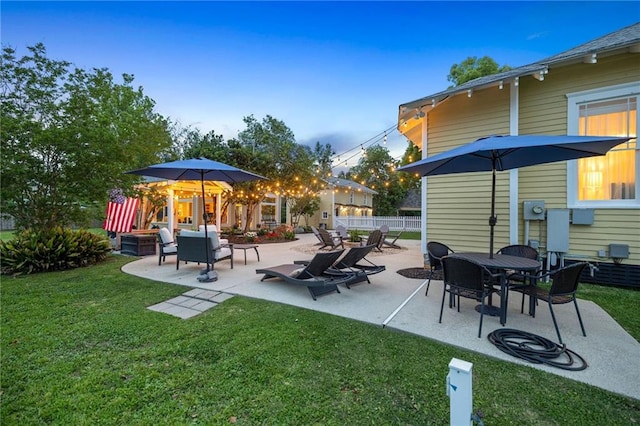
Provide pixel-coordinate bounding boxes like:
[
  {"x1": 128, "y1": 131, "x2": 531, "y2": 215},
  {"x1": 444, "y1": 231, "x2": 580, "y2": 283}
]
[{"x1": 121, "y1": 233, "x2": 640, "y2": 400}]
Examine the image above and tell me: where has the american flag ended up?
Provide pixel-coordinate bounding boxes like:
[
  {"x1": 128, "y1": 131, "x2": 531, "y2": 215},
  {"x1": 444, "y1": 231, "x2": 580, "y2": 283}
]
[{"x1": 104, "y1": 189, "x2": 139, "y2": 233}]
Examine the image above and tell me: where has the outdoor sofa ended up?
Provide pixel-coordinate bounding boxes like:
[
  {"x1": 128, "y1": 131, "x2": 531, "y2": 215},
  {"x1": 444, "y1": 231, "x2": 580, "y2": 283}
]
[{"x1": 176, "y1": 230, "x2": 233, "y2": 270}]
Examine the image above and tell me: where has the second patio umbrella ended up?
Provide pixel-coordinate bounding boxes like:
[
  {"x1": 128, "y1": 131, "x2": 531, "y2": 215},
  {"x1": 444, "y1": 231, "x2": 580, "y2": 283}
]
[
  {"x1": 397, "y1": 134, "x2": 631, "y2": 257},
  {"x1": 127, "y1": 158, "x2": 266, "y2": 281}
]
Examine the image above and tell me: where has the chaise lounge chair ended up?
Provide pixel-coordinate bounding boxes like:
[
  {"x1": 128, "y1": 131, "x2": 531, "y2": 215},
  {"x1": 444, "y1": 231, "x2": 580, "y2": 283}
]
[
  {"x1": 332, "y1": 244, "x2": 386, "y2": 287},
  {"x1": 256, "y1": 250, "x2": 354, "y2": 300},
  {"x1": 294, "y1": 245, "x2": 386, "y2": 288}
]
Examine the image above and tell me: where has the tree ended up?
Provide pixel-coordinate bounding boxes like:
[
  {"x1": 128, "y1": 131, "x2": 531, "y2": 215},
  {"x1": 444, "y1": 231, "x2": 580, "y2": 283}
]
[
  {"x1": 225, "y1": 115, "x2": 316, "y2": 232},
  {"x1": 288, "y1": 193, "x2": 320, "y2": 228},
  {"x1": 1, "y1": 43, "x2": 172, "y2": 231},
  {"x1": 179, "y1": 127, "x2": 228, "y2": 162},
  {"x1": 312, "y1": 141, "x2": 334, "y2": 179},
  {"x1": 447, "y1": 56, "x2": 511, "y2": 87},
  {"x1": 346, "y1": 145, "x2": 406, "y2": 216},
  {"x1": 399, "y1": 140, "x2": 422, "y2": 191}
]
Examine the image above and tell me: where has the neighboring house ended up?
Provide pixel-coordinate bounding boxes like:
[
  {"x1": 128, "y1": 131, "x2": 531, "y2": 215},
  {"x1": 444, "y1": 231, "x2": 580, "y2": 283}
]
[
  {"x1": 313, "y1": 177, "x2": 377, "y2": 229},
  {"x1": 398, "y1": 23, "x2": 639, "y2": 286}
]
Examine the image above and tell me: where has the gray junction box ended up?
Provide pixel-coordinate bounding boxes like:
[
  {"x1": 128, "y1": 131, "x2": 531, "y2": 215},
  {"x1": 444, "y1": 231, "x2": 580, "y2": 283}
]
[{"x1": 547, "y1": 209, "x2": 570, "y2": 253}]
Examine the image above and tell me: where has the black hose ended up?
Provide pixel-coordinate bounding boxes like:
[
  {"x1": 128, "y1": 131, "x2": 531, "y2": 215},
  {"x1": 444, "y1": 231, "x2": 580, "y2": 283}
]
[{"x1": 487, "y1": 328, "x2": 588, "y2": 371}]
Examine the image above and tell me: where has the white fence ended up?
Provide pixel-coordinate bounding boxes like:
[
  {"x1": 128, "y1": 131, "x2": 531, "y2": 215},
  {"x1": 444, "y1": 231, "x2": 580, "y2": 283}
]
[
  {"x1": 334, "y1": 216, "x2": 421, "y2": 231},
  {"x1": 1, "y1": 215, "x2": 16, "y2": 231}
]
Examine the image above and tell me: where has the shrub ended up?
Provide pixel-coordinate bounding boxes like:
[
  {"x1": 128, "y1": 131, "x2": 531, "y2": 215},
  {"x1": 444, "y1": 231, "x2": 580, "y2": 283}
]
[
  {"x1": 349, "y1": 229, "x2": 363, "y2": 243},
  {"x1": 0, "y1": 227, "x2": 111, "y2": 275}
]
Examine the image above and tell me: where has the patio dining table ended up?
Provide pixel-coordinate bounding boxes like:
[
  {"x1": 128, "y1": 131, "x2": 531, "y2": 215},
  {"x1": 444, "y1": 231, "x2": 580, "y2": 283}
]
[{"x1": 449, "y1": 252, "x2": 541, "y2": 326}]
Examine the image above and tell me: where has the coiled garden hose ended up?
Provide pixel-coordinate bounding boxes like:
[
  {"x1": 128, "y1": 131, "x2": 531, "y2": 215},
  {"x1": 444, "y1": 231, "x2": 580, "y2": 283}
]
[{"x1": 488, "y1": 328, "x2": 588, "y2": 371}]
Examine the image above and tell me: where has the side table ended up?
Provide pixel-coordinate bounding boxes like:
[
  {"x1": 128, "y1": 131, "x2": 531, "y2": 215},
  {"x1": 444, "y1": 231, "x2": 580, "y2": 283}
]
[{"x1": 233, "y1": 244, "x2": 260, "y2": 265}]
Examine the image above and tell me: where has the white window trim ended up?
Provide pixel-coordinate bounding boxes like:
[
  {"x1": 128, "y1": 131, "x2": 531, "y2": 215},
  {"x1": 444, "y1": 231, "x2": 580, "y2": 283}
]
[{"x1": 566, "y1": 81, "x2": 640, "y2": 209}]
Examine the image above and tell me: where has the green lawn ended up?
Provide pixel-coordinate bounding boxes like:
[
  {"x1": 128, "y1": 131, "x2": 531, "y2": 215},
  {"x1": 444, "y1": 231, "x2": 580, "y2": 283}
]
[{"x1": 2, "y1": 255, "x2": 639, "y2": 425}]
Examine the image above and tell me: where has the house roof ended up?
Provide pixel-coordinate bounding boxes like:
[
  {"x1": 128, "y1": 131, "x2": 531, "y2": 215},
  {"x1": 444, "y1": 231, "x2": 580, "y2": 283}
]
[
  {"x1": 324, "y1": 176, "x2": 378, "y2": 194},
  {"x1": 398, "y1": 188, "x2": 421, "y2": 211},
  {"x1": 398, "y1": 22, "x2": 640, "y2": 117}
]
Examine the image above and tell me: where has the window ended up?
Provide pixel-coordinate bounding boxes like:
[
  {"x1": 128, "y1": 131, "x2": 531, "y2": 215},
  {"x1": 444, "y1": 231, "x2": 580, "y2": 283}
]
[
  {"x1": 349, "y1": 191, "x2": 355, "y2": 204},
  {"x1": 363, "y1": 193, "x2": 368, "y2": 205},
  {"x1": 567, "y1": 83, "x2": 639, "y2": 208},
  {"x1": 322, "y1": 211, "x2": 328, "y2": 220}
]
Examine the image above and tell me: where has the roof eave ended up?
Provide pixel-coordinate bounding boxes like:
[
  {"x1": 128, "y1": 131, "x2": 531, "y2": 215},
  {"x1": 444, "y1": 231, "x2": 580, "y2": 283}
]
[{"x1": 399, "y1": 39, "x2": 640, "y2": 119}]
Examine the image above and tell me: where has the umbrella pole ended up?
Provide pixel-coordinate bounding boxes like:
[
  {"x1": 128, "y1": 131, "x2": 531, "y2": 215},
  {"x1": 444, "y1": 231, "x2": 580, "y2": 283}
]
[
  {"x1": 201, "y1": 172, "x2": 211, "y2": 273},
  {"x1": 198, "y1": 170, "x2": 216, "y2": 282},
  {"x1": 489, "y1": 163, "x2": 497, "y2": 259}
]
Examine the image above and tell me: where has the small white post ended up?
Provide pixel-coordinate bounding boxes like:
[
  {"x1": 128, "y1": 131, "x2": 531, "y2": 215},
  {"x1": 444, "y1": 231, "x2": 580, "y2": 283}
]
[{"x1": 447, "y1": 358, "x2": 473, "y2": 426}]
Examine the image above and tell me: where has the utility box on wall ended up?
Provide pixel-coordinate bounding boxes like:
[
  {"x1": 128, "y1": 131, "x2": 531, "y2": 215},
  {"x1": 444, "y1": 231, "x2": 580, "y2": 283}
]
[
  {"x1": 572, "y1": 209, "x2": 595, "y2": 225},
  {"x1": 547, "y1": 209, "x2": 570, "y2": 253},
  {"x1": 523, "y1": 200, "x2": 546, "y2": 221}
]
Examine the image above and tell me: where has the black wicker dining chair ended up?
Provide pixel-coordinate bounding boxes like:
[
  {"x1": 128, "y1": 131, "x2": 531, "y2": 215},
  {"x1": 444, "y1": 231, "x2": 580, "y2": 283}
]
[
  {"x1": 496, "y1": 244, "x2": 540, "y2": 299},
  {"x1": 425, "y1": 241, "x2": 455, "y2": 296},
  {"x1": 511, "y1": 262, "x2": 588, "y2": 344},
  {"x1": 439, "y1": 256, "x2": 501, "y2": 338}
]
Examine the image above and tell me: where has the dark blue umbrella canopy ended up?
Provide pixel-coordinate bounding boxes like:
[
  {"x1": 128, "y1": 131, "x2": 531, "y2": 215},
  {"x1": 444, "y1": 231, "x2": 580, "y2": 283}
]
[
  {"x1": 397, "y1": 134, "x2": 630, "y2": 176},
  {"x1": 126, "y1": 158, "x2": 266, "y2": 281},
  {"x1": 126, "y1": 158, "x2": 266, "y2": 182},
  {"x1": 397, "y1": 134, "x2": 631, "y2": 256}
]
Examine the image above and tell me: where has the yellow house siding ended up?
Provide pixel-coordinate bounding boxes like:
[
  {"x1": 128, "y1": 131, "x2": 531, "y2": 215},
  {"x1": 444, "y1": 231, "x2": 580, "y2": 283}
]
[
  {"x1": 569, "y1": 210, "x2": 640, "y2": 259},
  {"x1": 519, "y1": 55, "x2": 639, "y2": 135},
  {"x1": 517, "y1": 54, "x2": 640, "y2": 263},
  {"x1": 425, "y1": 88, "x2": 511, "y2": 252},
  {"x1": 428, "y1": 87, "x2": 511, "y2": 153}
]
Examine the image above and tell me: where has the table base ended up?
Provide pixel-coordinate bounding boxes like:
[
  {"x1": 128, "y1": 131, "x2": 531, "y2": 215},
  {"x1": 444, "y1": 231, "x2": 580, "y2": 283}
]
[{"x1": 475, "y1": 304, "x2": 501, "y2": 317}]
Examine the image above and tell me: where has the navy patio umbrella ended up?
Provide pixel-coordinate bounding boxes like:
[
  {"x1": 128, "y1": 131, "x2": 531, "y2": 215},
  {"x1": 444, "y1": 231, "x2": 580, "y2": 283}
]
[
  {"x1": 127, "y1": 158, "x2": 266, "y2": 281},
  {"x1": 397, "y1": 134, "x2": 631, "y2": 257}
]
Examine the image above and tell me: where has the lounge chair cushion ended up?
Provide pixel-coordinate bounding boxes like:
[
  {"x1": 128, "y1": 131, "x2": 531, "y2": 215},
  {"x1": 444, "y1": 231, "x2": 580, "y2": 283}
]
[
  {"x1": 289, "y1": 267, "x2": 305, "y2": 278},
  {"x1": 181, "y1": 229, "x2": 229, "y2": 246},
  {"x1": 199, "y1": 225, "x2": 219, "y2": 233},
  {"x1": 159, "y1": 227, "x2": 174, "y2": 244},
  {"x1": 158, "y1": 228, "x2": 178, "y2": 254}
]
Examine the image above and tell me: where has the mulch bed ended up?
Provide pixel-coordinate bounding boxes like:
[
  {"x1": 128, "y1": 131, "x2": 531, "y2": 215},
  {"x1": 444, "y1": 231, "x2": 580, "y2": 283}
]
[{"x1": 396, "y1": 267, "x2": 430, "y2": 279}]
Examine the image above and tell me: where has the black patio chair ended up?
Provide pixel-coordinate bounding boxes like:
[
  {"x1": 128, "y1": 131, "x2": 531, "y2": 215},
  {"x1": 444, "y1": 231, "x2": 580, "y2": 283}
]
[
  {"x1": 439, "y1": 256, "x2": 501, "y2": 338},
  {"x1": 496, "y1": 243, "x2": 540, "y2": 300},
  {"x1": 511, "y1": 262, "x2": 588, "y2": 344},
  {"x1": 425, "y1": 241, "x2": 455, "y2": 296}
]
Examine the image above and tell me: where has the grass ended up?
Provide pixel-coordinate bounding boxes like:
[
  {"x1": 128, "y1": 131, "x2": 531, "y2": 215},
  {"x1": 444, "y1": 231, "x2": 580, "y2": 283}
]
[{"x1": 2, "y1": 255, "x2": 639, "y2": 425}]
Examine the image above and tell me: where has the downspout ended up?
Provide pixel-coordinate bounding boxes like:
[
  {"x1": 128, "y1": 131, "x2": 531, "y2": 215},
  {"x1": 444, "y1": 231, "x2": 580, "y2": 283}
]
[
  {"x1": 421, "y1": 115, "x2": 428, "y2": 255},
  {"x1": 509, "y1": 81, "x2": 519, "y2": 245}
]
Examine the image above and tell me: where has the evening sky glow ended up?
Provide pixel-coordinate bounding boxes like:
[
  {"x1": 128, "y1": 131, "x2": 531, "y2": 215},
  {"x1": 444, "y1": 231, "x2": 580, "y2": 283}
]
[{"x1": 2, "y1": 1, "x2": 638, "y2": 165}]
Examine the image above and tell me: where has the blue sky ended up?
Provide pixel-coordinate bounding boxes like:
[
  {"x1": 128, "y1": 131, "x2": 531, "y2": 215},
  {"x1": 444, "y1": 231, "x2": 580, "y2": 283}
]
[{"x1": 2, "y1": 1, "x2": 639, "y2": 163}]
